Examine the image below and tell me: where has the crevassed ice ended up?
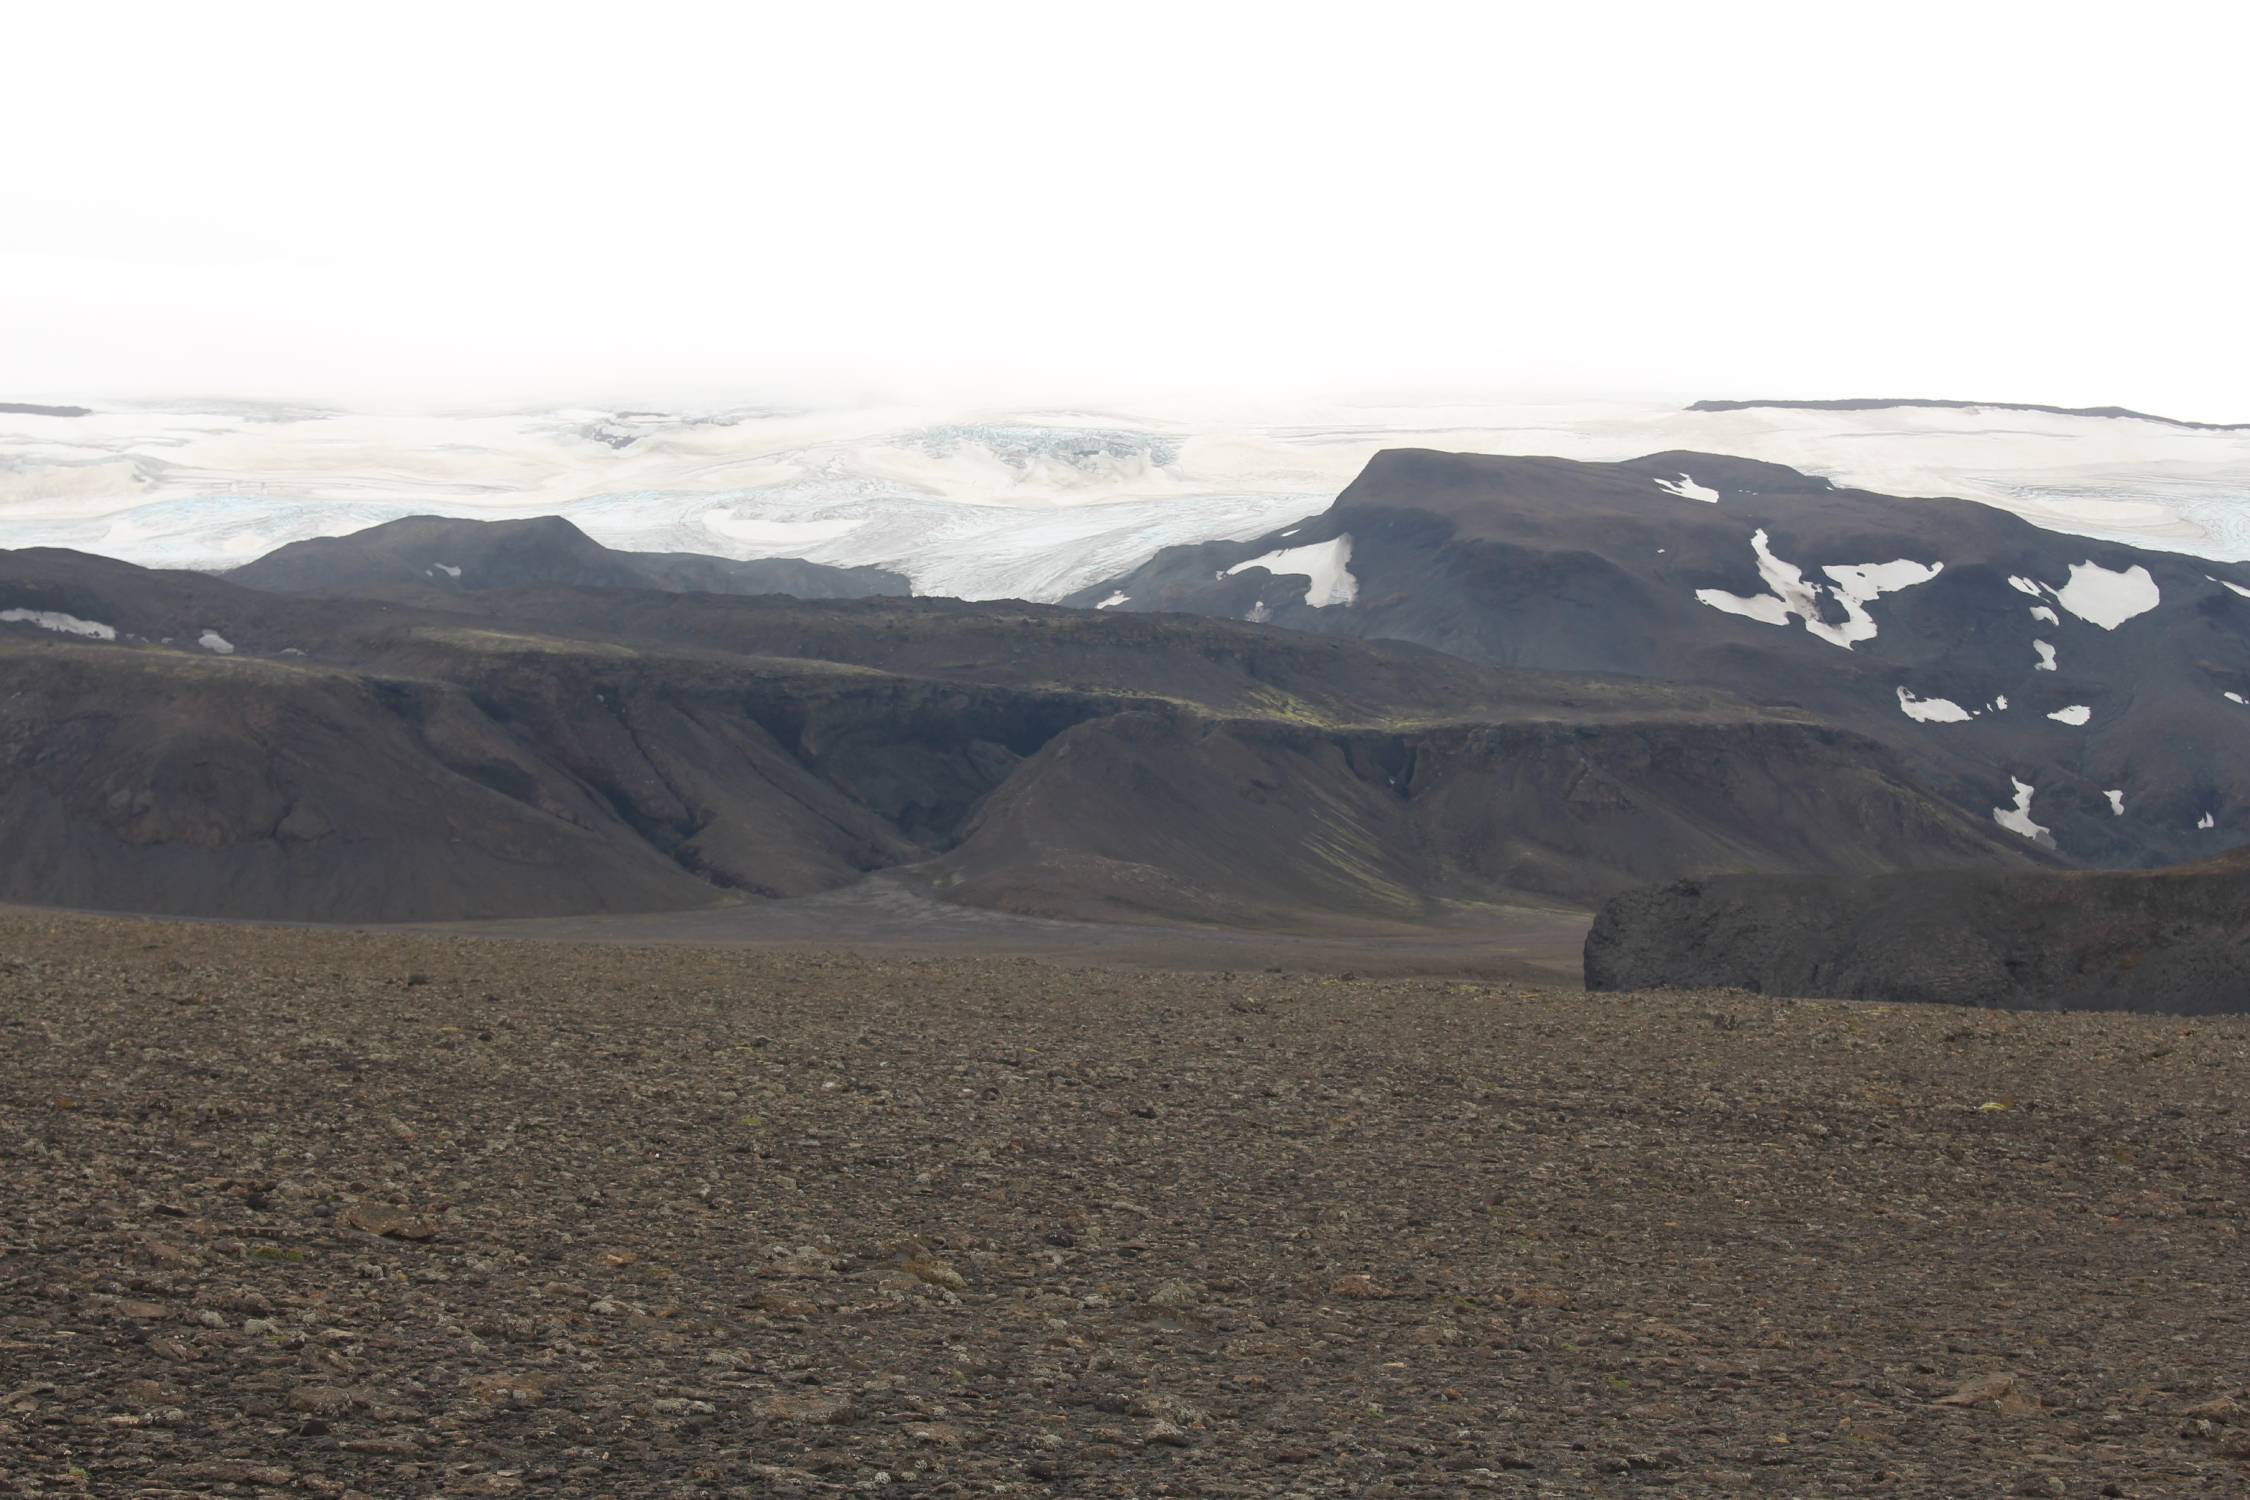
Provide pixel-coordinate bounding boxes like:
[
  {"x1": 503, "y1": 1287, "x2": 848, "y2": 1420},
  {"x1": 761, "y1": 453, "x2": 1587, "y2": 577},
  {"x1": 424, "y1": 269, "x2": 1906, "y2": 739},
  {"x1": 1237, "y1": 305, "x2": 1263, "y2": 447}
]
[
  {"x1": 1897, "y1": 686, "x2": 1972, "y2": 723},
  {"x1": 2047, "y1": 704, "x2": 2091, "y2": 725},
  {"x1": 1992, "y1": 777, "x2": 2051, "y2": 842},
  {"x1": 1224, "y1": 535, "x2": 1357, "y2": 608},
  {"x1": 1654, "y1": 473, "x2": 1719, "y2": 503},
  {"x1": 1694, "y1": 529, "x2": 1941, "y2": 649},
  {"x1": 900, "y1": 423, "x2": 1179, "y2": 472},
  {"x1": 0, "y1": 607, "x2": 116, "y2": 640},
  {"x1": 700, "y1": 512, "x2": 866, "y2": 546},
  {"x1": 2033, "y1": 641, "x2": 2057, "y2": 671},
  {"x1": 198, "y1": 630, "x2": 235, "y2": 655}
]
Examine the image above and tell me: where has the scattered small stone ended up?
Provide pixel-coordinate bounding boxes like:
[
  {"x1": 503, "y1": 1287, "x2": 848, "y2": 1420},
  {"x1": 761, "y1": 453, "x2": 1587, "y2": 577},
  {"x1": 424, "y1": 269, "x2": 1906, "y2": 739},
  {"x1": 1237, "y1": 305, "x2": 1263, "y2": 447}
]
[
  {"x1": 1936, "y1": 1371, "x2": 2040, "y2": 1415},
  {"x1": 180, "y1": 1460, "x2": 295, "y2": 1486},
  {"x1": 904, "y1": 1257, "x2": 967, "y2": 1292},
  {"x1": 1146, "y1": 1278, "x2": 1199, "y2": 1310},
  {"x1": 0, "y1": 911, "x2": 2240, "y2": 1498},
  {"x1": 339, "y1": 1436, "x2": 422, "y2": 1455},
  {"x1": 756, "y1": 1391, "x2": 860, "y2": 1426},
  {"x1": 341, "y1": 1202, "x2": 441, "y2": 1241},
  {"x1": 1327, "y1": 1274, "x2": 1389, "y2": 1300}
]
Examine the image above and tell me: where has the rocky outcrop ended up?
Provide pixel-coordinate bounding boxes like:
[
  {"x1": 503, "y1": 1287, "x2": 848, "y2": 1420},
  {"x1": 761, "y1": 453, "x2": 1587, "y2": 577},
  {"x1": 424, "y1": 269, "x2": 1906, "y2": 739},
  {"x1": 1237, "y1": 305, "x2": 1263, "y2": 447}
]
[
  {"x1": 226, "y1": 514, "x2": 908, "y2": 599},
  {"x1": 1585, "y1": 850, "x2": 2250, "y2": 1013}
]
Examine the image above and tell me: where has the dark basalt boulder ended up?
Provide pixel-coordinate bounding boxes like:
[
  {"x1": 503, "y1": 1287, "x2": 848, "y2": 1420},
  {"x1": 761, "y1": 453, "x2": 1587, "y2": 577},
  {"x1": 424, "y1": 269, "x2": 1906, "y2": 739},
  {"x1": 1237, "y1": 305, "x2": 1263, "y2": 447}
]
[{"x1": 1586, "y1": 849, "x2": 2250, "y2": 1013}]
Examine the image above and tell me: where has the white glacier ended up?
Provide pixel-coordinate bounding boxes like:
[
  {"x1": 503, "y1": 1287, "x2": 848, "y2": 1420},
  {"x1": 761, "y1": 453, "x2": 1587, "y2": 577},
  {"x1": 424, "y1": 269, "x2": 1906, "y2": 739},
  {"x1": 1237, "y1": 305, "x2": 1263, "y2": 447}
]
[{"x1": 3, "y1": 397, "x2": 2248, "y2": 604}]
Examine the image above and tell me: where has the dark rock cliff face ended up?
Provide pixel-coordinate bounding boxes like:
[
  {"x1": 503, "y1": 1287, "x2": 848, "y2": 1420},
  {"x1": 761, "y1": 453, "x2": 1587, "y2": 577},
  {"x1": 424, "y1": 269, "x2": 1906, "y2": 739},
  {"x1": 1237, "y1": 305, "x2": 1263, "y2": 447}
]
[
  {"x1": 1584, "y1": 850, "x2": 2250, "y2": 1014},
  {"x1": 924, "y1": 712, "x2": 2033, "y2": 928},
  {"x1": 0, "y1": 638, "x2": 1108, "y2": 921},
  {"x1": 0, "y1": 544, "x2": 2037, "y2": 926}
]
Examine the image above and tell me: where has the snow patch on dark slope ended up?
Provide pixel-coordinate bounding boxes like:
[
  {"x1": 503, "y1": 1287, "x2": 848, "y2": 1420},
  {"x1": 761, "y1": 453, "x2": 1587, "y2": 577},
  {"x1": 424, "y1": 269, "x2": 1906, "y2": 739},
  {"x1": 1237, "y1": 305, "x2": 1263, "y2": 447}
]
[
  {"x1": 1692, "y1": 529, "x2": 1942, "y2": 648},
  {"x1": 1071, "y1": 448, "x2": 2250, "y2": 870}
]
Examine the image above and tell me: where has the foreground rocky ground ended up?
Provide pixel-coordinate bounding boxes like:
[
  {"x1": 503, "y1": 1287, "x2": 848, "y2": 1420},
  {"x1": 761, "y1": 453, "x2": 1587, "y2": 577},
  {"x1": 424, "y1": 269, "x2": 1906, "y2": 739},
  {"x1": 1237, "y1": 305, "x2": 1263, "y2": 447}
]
[{"x1": 1, "y1": 910, "x2": 2246, "y2": 1498}]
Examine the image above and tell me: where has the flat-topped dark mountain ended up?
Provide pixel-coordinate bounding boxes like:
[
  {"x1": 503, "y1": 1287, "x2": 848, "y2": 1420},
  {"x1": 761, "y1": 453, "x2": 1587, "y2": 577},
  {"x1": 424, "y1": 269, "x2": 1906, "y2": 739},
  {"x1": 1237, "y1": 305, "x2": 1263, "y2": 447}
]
[
  {"x1": 1687, "y1": 397, "x2": 2250, "y2": 431},
  {"x1": 0, "y1": 545, "x2": 2036, "y2": 926},
  {"x1": 1072, "y1": 449, "x2": 2250, "y2": 871},
  {"x1": 1586, "y1": 846, "x2": 2250, "y2": 1014},
  {"x1": 225, "y1": 513, "x2": 908, "y2": 599}
]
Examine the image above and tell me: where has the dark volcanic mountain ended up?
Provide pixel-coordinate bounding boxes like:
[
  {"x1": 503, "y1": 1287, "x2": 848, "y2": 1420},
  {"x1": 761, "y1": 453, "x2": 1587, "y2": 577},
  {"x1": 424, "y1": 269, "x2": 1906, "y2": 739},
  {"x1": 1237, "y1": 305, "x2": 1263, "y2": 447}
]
[
  {"x1": 225, "y1": 513, "x2": 908, "y2": 599},
  {"x1": 1071, "y1": 449, "x2": 2250, "y2": 871},
  {"x1": 0, "y1": 545, "x2": 2037, "y2": 925},
  {"x1": 1687, "y1": 397, "x2": 2250, "y2": 432},
  {"x1": 1585, "y1": 848, "x2": 2250, "y2": 1014}
]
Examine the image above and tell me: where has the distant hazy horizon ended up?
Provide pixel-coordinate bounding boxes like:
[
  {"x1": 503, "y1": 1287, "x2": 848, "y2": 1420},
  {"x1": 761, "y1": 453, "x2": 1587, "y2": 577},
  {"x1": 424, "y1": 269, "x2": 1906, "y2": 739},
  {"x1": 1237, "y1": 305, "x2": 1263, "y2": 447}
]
[
  {"x1": 6, "y1": 3, "x2": 2246, "y2": 421},
  {"x1": 7, "y1": 387, "x2": 2249, "y2": 428}
]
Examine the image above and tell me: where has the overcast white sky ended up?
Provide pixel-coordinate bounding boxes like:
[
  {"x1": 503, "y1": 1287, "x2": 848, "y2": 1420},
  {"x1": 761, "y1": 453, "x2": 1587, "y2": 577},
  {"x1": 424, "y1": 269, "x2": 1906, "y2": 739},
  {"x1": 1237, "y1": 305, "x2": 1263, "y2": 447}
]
[{"x1": 5, "y1": 1, "x2": 2245, "y2": 418}]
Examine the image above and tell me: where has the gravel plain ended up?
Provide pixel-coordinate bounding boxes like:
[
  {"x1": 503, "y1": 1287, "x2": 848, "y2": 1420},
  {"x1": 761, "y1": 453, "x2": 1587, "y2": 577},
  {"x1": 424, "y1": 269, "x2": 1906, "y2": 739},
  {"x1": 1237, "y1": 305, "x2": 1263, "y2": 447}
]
[{"x1": 3, "y1": 908, "x2": 2248, "y2": 1497}]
